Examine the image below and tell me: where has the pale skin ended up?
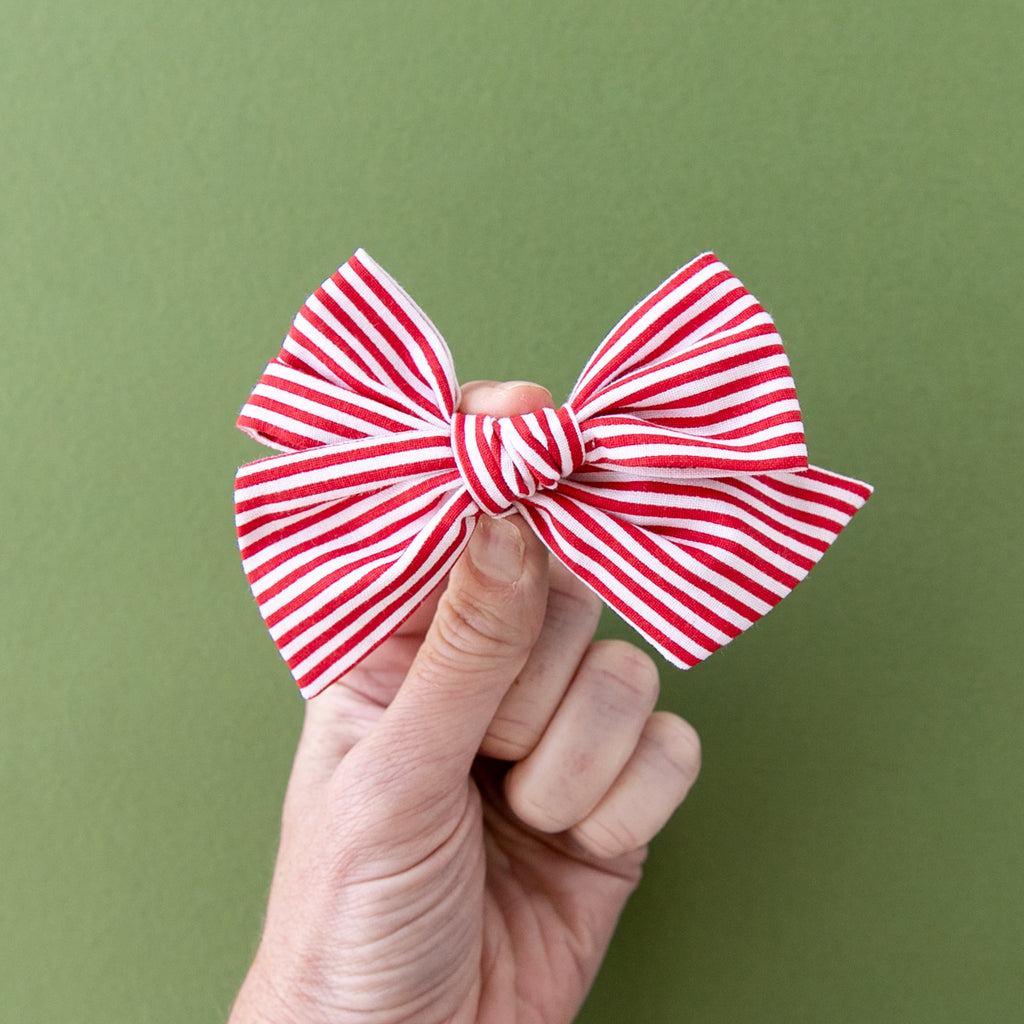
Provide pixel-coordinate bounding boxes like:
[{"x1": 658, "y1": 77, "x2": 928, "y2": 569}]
[{"x1": 229, "y1": 381, "x2": 702, "y2": 1024}]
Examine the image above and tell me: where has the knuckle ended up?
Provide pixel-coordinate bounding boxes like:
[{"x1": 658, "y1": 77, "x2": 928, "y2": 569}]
[
  {"x1": 504, "y1": 777, "x2": 566, "y2": 834},
  {"x1": 588, "y1": 639, "x2": 660, "y2": 710},
  {"x1": 431, "y1": 592, "x2": 531, "y2": 665},
  {"x1": 573, "y1": 815, "x2": 643, "y2": 860},
  {"x1": 481, "y1": 715, "x2": 537, "y2": 761},
  {"x1": 546, "y1": 568, "x2": 603, "y2": 630},
  {"x1": 649, "y1": 712, "x2": 702, "y2": 786}
]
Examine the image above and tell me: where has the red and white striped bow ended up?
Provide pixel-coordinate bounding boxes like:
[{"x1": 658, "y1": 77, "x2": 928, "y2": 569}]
[{"x1": 235, "y1": 250, "x2": 872, "y2": 698}]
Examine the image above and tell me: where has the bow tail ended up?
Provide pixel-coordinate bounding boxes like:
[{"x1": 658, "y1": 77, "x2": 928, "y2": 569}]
[
  {"x1": 260, "y1": 488, "x2": 477, "y2": 698},
  {"x1": 520, "y1": 466, "x2": 872, "y2": 669}
]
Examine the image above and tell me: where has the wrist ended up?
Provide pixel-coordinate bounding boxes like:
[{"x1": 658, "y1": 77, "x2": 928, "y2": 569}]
[{"x1": 227, "y1": 952, "x2": 308, "y2": 1024}]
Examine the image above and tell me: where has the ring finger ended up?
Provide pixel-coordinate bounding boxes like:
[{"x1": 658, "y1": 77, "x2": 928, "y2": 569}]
[{"x1": 503, "y1": 639, "x2": 660, "y2": 833}]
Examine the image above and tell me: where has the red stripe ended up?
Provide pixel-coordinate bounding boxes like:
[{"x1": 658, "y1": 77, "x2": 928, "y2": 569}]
[
  {"x1": 236, "y1": 415, "x2": 310, "y2": 453},
  {"x1": 591, "y1": 279, "x2": 756, "y2": 392},
  {"x1": 352, "y1": 256, "x2": 455, "y2": 419},
  {"x1": 241, "y1": 393, "x2": 401, "y2": 444},
  {"x1": 561, "y1": 477, "x2": 832, "y2": 554},
  {"x1": 512, "y1": 415, "x2": 549, "y2": 460},
  {"x1": 288, "y1": 495, "x2": 473, "y2": 678},
  {"x1": 560, "y1": 407, "x2": 586, "y2": 466},
  {"x1": 593, "y1": 432, "x2": 806, "y2": 464},
  {"x1": 549, "y1": 495, "x2": 760, "y2": 631},
  {"x1": 555, "y1": 480, "x2": 820, "y2": 570},
  {"x1": 648, "y1": 406, "x2": 803, "y2": 440},
  {"x1": 286, "y1": 313, "x2": 403, "y2": 410},
  {"x1": 607, "y1": 336, "x2": 787, "y2": 408},
  {"x1": 236, "y1": 458, "x2": 452, "y2": 517},
  {"x1": 599, "y1": 307, "x2": 775, "y2": 404},
  {"x1": 332, "y1": 264, "x2": 439, "y2": 421},
  {"x1": 801, "y1": 465, "x2": 874, "y2": 502},
  {"x1": 237, "y1": 433, "x2": 449, "y2": 492},
  {"x1": 573, "y1": 257, "x2": 726, "y2": 405},
  {"x1": 522, "y1": 503, "x2": 716, "y2": 661},
  {"x1": 241, "y1": 475, "x2": 459, "y2": 577},
  {"x1": 612, "y1": 365, "x2": 797, "y2": 418},
  {"x1": 646, "y1": 301, "x2": 771, "y2": 366},
  {"x1": 603, "y1": 257, "x2": 726, "y2": 356},
  {"x1": 577, "y1": 275, "x2": 744, "y2": 405},
  {"x1": 660, "y1": 527, "x2": 810, "y2": 579},
  {"x1": 295, "y1": 519, "x2": 468, "y2": 689},
  {"x1": 720, "y1": 476, "x2": 857, "y2": 531},
  {"x1": 757, "y1": 473, "x2": 864, "y2": 518},
  {"x1": 247, "y1": 376, "x2": 416, "y2": 435},
  {"x1": 235, "y1": 452, "x2": 454, "y2": 515},
  {"x1": 632, "y1": 320, "x2": 780, "y2": 380},
  {"x1": 594, "y1": 426, "x2": 807, "y2": 458}
]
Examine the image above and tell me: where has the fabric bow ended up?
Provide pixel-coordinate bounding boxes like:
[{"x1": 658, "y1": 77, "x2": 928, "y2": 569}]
[{"x1": 235, "y1": 250, "x2": 872, "y2": 698}]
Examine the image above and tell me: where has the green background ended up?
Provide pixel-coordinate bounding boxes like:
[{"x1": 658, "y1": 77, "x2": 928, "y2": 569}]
[{"x1": 2, "y1": 2, "x2": 1021, "y2": 1021}]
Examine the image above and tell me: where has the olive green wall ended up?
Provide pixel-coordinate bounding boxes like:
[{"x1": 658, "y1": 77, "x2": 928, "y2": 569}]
[{"x1": 2, "y1": 2, "x2": 1021, "y2": 1021}]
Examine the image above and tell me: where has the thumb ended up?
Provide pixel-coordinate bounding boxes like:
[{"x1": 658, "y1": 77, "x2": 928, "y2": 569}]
[{"x1": 372, "y1": 513, "x2": 548, "y2": 785}]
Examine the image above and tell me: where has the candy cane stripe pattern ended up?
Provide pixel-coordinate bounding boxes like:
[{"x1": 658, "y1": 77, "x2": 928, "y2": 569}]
[{"x1": 235, "y1": 250, "x2": 872, "y2": 698}]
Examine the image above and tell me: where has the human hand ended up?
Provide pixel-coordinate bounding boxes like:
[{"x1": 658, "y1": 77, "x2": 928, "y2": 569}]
[{"x1": 228, "y1": 381, "x2": 701, "y2": 1024}]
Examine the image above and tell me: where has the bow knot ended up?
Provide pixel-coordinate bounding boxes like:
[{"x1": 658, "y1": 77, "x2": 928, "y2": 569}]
[{"x1": 451, "y1": 404, "x2": 586, "y2": 515}]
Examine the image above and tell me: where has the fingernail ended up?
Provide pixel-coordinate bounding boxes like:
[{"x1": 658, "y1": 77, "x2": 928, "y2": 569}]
[
  {"x1": 496, "y1": 380, "x2": 536, "y2": 391},
  {"x1": 469, "y1": 517, "x2": 525, "y2": 584}
]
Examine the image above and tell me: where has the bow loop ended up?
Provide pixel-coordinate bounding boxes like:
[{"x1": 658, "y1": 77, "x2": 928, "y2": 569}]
[
  {"x1": 258, "y1": 249, "x2": 459, "y2": 450},
  {"x1": 451, "y1": 405, "x2": 586, "y2": 515}
]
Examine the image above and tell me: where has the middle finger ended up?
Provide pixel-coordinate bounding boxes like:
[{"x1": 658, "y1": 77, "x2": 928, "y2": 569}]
[{"x1": 479, "y1": 558, "x2": 602, "y2": 760}]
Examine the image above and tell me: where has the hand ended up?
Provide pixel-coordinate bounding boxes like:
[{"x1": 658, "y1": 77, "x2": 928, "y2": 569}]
[{"x1": 228, "y1": 381, "x2": 701, "y2": 1024}]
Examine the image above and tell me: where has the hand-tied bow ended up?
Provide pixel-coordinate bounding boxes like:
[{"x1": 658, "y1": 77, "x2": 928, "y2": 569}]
[{"x1": 235, "y1": 250, "x2": 872, "y2": 699}]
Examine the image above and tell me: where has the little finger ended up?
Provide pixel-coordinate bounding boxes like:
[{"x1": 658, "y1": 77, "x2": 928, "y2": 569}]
[{"x1": 570, "y1": 711, "x2": 701, "y2": 860}]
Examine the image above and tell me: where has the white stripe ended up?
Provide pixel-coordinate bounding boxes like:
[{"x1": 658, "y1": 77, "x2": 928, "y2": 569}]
[
  {"x1": 559, "y1": 479, "x2": 829, "y2": 565},
  {"x1": 283, "y1": 491, "x2": 471, "y2": 668},
  {"x1": 335, "y1": 264, "x2": 441, "y2": 416},
  {"x1": 255, "y1": 363, "x2": 436, "y2": 432},
  {"x1": 236, "y1": 463, "x2": 453, "y2": 525},
  {"x1": 577, "y1": 468, "x2": 856, "y2": 544},
  {"x1": 234, "y1": 434, "x2": 452, "y2": 509},
  {"x1": 537, "y1": 408, "x2": 574, "y2": 475},
  {"x1": 506, "y1": 419, "x2": 554, "y2": 484},
  {"x1": 242, "y1": 477, "x2": 457, "y2": 581},
  {"x1": 585, "y1": 437, "x2": 808, "y2": 469},
  {"x1": 461, "y1": 419, "x2": 508, "y2": 510},
  {"x1": 589, "y1": 416, "x2": 805, "y2": 452},
  {"x1": 757, "y1": 468, "x2": 872, "y2": 508},
  {"x1": 305, "y1": 284, "x2": 419, "y2": 406},
  {"x1": 353, "y1": 249, "x2": 458, "y2": 419},
  {"x1": 531, "y1": 494, "x2": 757, "y2": 638},
  {"x1": 590, "y1": 350, "x2": 791, "y2": 417},
  {"x1": 574, "y1": 262, "x2": 760, "y2": 411},
  {"x1": 651, "y1": 398, "x2": 803, "y2": 436},
  {"x1": 527, "y1": 500, "x2": 725, "y2": 662}
]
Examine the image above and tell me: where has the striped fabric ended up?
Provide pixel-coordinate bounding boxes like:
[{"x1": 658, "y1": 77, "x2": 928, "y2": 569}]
[{"x1": 235, "y1": 250, "x2": 872, "y2": 698}]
